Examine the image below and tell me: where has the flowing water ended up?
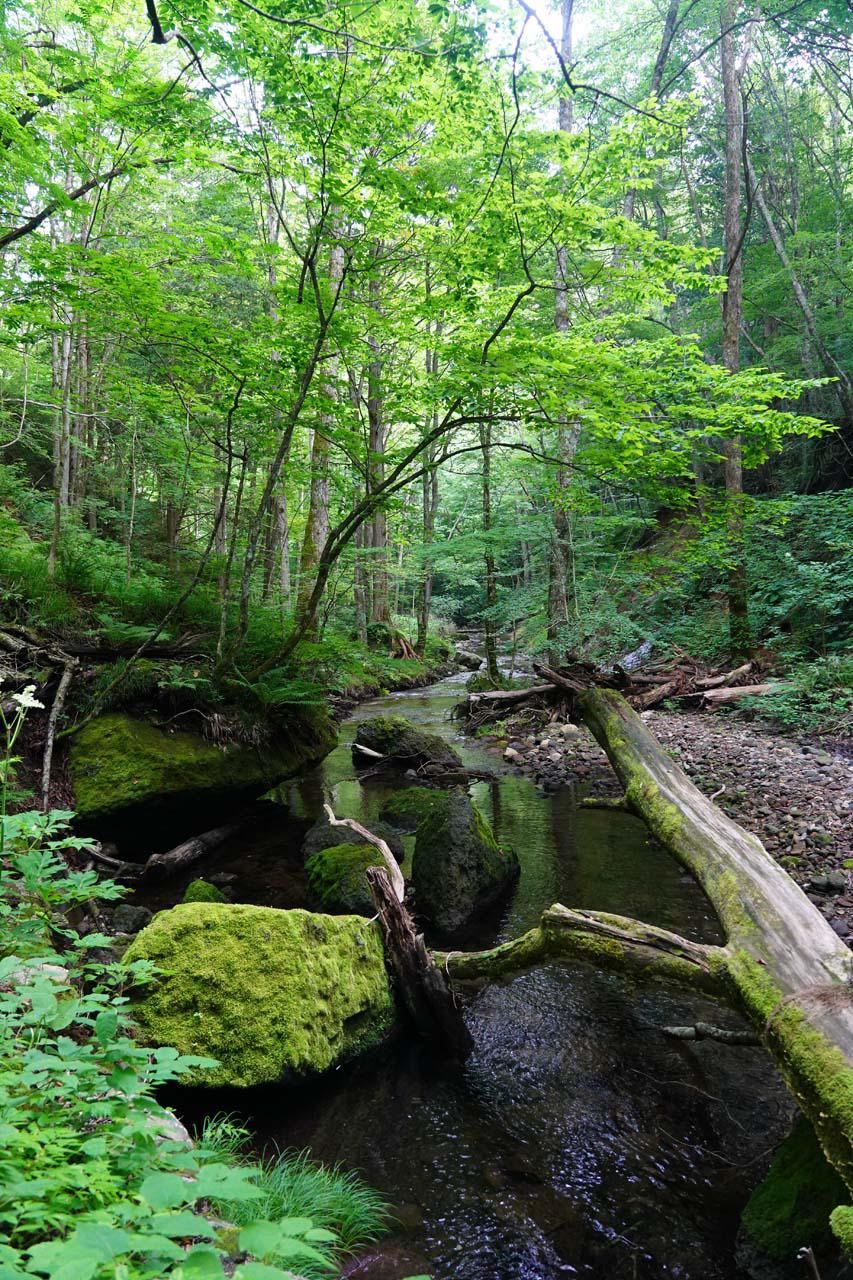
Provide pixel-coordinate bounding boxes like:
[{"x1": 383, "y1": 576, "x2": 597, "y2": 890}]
[{"x1": 129, "y1": 671, "x2": 794, "y2": 1280}]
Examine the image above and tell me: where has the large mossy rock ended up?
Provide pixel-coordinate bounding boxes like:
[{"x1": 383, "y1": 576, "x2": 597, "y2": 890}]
[
  {"x1": 412, "y1": 788, "x2": 519, "y2": 934},
  {"x1": 69, "y1": 709, "x2": 336, "y2": 819},
  {"x1": 353, "y1": 715, "x2": 462, "y2": 770},
  {"x1": 380, "y1": 787, "x2": 444, "y2": 833},
  {"x1": 737, "y1": 1116, "x2": 847, "y2": 1275},
  {"x1": 302, "y1": 814, "x2": 404, "y2": 863},
  {"x1": 305, "y1": 843, "x2": 387, "y2": 916},
  {"x1": 124, "y1": 903, "x2": 394, "y2": 1087}
]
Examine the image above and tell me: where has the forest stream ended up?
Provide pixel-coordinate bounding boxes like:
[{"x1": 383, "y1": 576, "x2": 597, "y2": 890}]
[{"x1": 99, "y1": 670, "x2": 797, "y2": 1280}]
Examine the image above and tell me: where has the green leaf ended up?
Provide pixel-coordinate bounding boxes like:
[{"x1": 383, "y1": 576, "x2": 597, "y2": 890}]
[{"x1": 140, "y1": 1171, "x2": 193, "y2": 1210}]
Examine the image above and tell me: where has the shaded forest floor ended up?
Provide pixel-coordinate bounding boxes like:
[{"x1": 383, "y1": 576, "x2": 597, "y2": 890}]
[{"x1": 490, "y1": 709, "x2": 853, "y2": 942}]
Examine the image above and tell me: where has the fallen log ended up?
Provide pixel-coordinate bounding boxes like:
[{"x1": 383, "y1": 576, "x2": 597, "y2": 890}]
[
  {"x1": 695, "y1": 661, "x2": 753, "y2": 690},
  {"x1": 140, "y1": 825, "x2": 237, "y2": 881},
  {"x1": 634, "y1": 674, "x2": 685, "y2": 710},
  {"x1": 700, "y1": 681, "x2": 787, "y2": 705},
  {"x1": 467, "y1": 682, "x2": 554, "y2": 707},
  {"x1": 367, "y1": 865, "x2": 473, "y2": 1061},
  {"x1": 576, "y1": 688, "x2": 853, "y2": 1214}
]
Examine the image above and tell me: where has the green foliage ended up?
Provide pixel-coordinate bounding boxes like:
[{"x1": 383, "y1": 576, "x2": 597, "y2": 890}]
[
  {"x1": 200, "y1": 1119, "x2": 389, "y2": 1266},
  {"x1": 738, "y1": 657, "x2": 853, "y2": 734},
  {"x1": 0, "y1": 808, "x2": 339, "y2": 1280}
]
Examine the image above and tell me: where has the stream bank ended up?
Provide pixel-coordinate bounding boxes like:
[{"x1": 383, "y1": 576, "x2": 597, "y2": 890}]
[
  {"x1": 97, "y1": 669, "x2": 822, "y2": 1280},
  {"x1": 493, "y1": 707, "x2": 853, "y2": 940}
]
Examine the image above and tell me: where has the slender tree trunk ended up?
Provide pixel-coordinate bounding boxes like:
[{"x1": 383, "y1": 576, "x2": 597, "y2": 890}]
[
  {"x1": 747, "y1": 155, "x2": 853, "y2": 429},
  {"x1": 366, "y1": 276, "x2": 389, "y2": 624},
  {"x1": 720, "y1": 0, "x2": 752, "y2": 658},
  {"x1": 48, "y1": 326, "x2": 73, "y2": 578},
  {"x1": 415, "y1": 300, "x2": 441, "y2": 655},
  {"x1": 548, "y1": 0, "x2": 579, "y2": 665},
  {"x1": 295, "y1": 240, "x2": 344, "y2": 634},
  {"x1": 479, "y1": 419, "x2": 500, "y2": 685}
]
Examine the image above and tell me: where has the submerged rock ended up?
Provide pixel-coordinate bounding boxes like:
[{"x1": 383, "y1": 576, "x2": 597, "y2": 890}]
[
  {"x1": 306, "y1": 842, "x2": 388, "y2": 916},
  {"x1": 302, "y1": 814, "x2": 404, "y2": 863},
  {"x1": 353, "y1": 715, "x2": 462, "y2": 771},
  {"x1": 412, "y1": 788, "x2": 519, "y2": 934},
  {"x1": 124, "y1": 903, "x2": 395, "y2": 1087},
  {"x1": 69, "y1": 710, "x2": 336, "y2": 819},
  {"x1": 379, "y1": 786, "x2": 443, "y2": 833},
  {"x1": 736, "y1": 1116, "x2": 846, "y2": 1276}
]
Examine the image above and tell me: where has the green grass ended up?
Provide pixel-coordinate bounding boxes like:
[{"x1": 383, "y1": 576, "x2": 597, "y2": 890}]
[{"x1": 199, "y1": 1115, "x2": 390, "y2": 1271}]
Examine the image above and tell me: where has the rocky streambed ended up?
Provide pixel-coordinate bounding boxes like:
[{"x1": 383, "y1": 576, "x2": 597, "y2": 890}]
[{"x1": 499, "y1": 707, "x2": 853, "y2": 939}]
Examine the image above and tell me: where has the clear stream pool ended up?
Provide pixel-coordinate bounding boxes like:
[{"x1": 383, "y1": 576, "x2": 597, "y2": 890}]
[{"x1": 130, "y1": 671, "x2": 795, "y2": 1280}]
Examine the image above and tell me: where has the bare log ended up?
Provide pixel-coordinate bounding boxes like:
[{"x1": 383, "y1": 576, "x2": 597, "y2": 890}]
[
  {"x1": 367, "y1": 865, "x2": 473, "y2": 1060},
  {"x1": 695, "y1": 661, "x2": 753, "y2": 689},
  {"x1": 323, "y1": 804, "x2": 404, "y2": 903},
  {"x1": 577, "y1": 688, "x2": 853, "y2": 1201},
  {"x1": 635, "y1": 675, "x2": 684, "y2": 709},
  {"x1": 700, "y1": 681, "x2": 786, "y2": 705},
  {"x1": 662, "y1": 1021, "x2": 758, "y2": 1045},
  {"x1": 140, "y1": 825, "x2": 237, "y2": 881},
  {"x1": 467, "y1": 683, "x2": 554, "y2": 707},
  {"x1": 532, "y1": 662, "x2": 586, "y2": 694}
]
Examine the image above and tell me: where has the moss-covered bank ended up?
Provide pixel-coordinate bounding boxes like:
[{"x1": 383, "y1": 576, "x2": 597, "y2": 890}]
[
  {"x1": 69, "y1": 707, "x2": 336, "y2": 818},
  {"x1": 124, "y1": 903, "x2": 395, "y2": 1087}
]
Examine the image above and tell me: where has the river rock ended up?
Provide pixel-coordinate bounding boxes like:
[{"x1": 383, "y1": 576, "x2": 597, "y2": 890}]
[
  {"x1": 124, "y1": 904, "x2": 395, "y2": 1087},
  {"x1": 69, "y1": 709, "x2": 336, "y2": 819},
  {"x1": 455, "y1": 648, "x2": 483, "y2": 670},
  {"x1": 302, "y1": 814, "x2": 404, "y2": 862},
  {"x1": 111, "y1": 903, "x2": 153, "y2": 935},
  {"x1": 412, "y1": 788, "x2": 519, "y2": 933},
  {"x1": 353, "y1": 715, "x2": 463, "y2": 771},
  {"x1": 305, "y1": 842, "x2": 388, "y2": 916}
]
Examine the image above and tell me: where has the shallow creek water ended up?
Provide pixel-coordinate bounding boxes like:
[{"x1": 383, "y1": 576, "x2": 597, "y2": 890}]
[{"x1": 130, "y1": 671, "x2": 794, "y2": 1280}]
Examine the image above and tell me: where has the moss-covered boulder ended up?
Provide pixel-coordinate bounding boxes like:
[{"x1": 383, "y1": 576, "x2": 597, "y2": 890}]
[
  {"x1": 737, "y1": 1116, "x2": 847, "y2": 1275},
  {"x1": 412, "y1": 788, "x2": 519, "y2": 934},
  {"x1": 124, "y1": 903, "x2": 395, "y2": 1087},
  {"x1": 302, "y1": 814, "x2": 404, "y2": 863},
  {"x1": 182, "y1": 878, "x2": 227, "y2": 904},
  {"x1": 380, "y1": 787, "x2": 444, "y2": 834},
  {"x1": 69, "y1": 710, "x2": 336, "y2": 819},
  {"x1": 353, "y1": 715, "x2": 462, "y2": 770},
  {"x1": 305, "y1": 843, "x2": 388, "y2": 916}
]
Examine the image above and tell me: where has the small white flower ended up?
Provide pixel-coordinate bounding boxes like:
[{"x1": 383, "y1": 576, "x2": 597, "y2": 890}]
[{"x1": 12, "y1": 685, "x2": 44, "y2": 711}]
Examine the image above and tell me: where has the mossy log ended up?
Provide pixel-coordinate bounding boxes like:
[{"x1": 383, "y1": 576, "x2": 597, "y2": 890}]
[{"x1": 574, "y1": 689, "x2": 853, "y2": 1225}]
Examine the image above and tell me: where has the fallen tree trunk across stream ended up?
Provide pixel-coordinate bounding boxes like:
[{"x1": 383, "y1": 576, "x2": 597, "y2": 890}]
[{"x1": 436, "y1": 688, "x2": 853, "y2": 1243}]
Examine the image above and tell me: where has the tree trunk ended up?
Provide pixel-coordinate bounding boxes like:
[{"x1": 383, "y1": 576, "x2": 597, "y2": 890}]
[
  {"x1": 479, "y1": 419, "x2": 500, "y2": 685},
  {"x1": 548, "y1": 0, "x2": 579, "y2": 665},
  {"x1": 720, "y1": 0, "x2": 752, "y2": 658}
]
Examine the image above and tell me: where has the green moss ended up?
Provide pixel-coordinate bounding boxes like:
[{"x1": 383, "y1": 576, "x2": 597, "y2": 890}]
[
  {"x1": 742, "y1": 1117, "x2": 848, "y2": 1262},
  {"x1": 124, "y1": 903, "x2": 395, "y2": 1087},
  {"x1": 780, "y1": 855, "x2": 802, "y2": 869},
  {"x1": 830, "y1": 1206, "x2": 853, "y2": 1257},
  {"x1": 844, "y1": 861, "x2": 853, "y2": 871},
  {"x1": 305, "y1": 843, "x2": 386, "y2": 916},
  {"x1": 379, "y1": 787, "x2": 443, "y2": 833},
  {"x1": 182, "y1": 879, "x2": 226, "y2": 904},
  {"x1": 69, "y1": 710, "x2": 335, "y2": 818}
]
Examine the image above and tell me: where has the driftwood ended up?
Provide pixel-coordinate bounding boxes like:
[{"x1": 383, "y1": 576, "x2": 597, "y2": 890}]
[
  {"x1": 367, "y1": 865, "x2": 473, "y2": 1060},
  {"x1": 695, "y1": 661, "x2": 753, "y2": 689},
  {"x1": 323, "y1": 804, "x2": 404, "y2": 903},
  {"x1": 140, "y1": 824, "x2": 237, "y2": 881}
]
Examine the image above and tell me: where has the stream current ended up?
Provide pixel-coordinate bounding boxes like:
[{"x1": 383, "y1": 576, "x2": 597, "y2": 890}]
[{"x1": 129, "y1": 670, "x2": 793, "y2": 1280}]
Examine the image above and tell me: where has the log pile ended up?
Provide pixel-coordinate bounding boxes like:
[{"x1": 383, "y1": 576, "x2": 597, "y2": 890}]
[{"x1": 462, "y1": 651, "x2": 784, "y2": 730}]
